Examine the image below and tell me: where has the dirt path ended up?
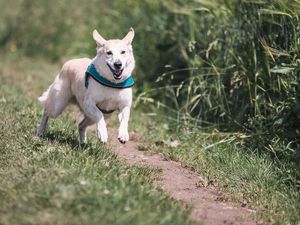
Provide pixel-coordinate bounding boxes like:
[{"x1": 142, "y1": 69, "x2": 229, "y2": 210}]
[{"x1": 106, "y1": 128, "x2": 256, "y2": 225}]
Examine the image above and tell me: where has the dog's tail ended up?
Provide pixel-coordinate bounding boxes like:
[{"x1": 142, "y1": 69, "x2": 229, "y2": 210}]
[{"x1": 38, "y1": 84, "x2": 52, "y2": 107}]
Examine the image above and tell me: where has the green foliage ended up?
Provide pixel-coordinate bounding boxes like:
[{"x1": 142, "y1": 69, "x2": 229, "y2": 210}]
[
  {"x1": 136, "y1": 0, "x2": 300, "y2": 161},
  {"x1": 148, "y1": 0, "x2": 300, "y2": 127}
]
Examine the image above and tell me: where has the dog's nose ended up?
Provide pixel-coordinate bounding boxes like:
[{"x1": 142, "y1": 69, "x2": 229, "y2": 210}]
[{"x1": 114, "y1": 62, "x2": 122, "y2": 69}]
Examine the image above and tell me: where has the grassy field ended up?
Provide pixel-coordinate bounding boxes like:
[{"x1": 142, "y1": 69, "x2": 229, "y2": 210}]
[
  {"x1": 1, "y1": 0, "x2": 299, "y2": 224},
  {"x1": 0, "y1": 54, "x2": 194, "y2": 225}
]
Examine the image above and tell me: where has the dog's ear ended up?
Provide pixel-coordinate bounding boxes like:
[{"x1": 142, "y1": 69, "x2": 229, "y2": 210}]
[
  {"x1": 122, "y1": 27, "x2": 135, "y2": 45},
  {"x1": 93, "y1": 29, "x2": 106, "y2": 47}
]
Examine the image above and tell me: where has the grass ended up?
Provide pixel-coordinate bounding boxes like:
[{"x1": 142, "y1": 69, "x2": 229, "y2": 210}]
[
  {"x1": 0, "y1": 54, "x2": 194, "y2": 225},
  {"x1": 1, "y1": 1, "x2": 299, "y2": 223}
]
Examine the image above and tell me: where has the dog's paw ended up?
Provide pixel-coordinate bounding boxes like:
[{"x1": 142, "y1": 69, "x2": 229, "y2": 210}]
[
  {"x1": 36, "y1": 128, "x2": 44, "y2": 137},
  {"x1": 79, "y1": 129, "x2": 87, "y2": 144},
  {"x1": 79, "y1": 135, "x2": 87, "y2": 145},
  {"x1": 118, "y1": 130, "x2": 129, "y2": 144},
  {"x1": 97, "y1": 127, "x2": 108, "y2": 144}
]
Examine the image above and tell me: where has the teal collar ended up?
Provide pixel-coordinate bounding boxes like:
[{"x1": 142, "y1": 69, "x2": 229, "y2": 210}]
[{"x1": 85, "y1": 64, "x2": 134, "y2": 89}]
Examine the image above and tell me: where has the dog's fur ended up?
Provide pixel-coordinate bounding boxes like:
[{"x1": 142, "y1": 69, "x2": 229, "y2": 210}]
[{"x1": 37, "y1": 28, "x2": 135, "y2": 144}]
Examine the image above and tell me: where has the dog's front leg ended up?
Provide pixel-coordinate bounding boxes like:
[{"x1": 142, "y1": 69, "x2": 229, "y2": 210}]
[
  {"x1": 83, "y1": 100, "x2": 108, "y2": 143},
  {"x1": 118, "y1": 106, "x2": 131, "y2": 144}
]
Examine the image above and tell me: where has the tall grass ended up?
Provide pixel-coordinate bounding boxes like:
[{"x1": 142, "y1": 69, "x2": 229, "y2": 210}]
[
  {"x1": 137, "y1": 0, "x2": 300, "y2": 161},
  {"x1": 148, "y1": 0, "x2": 300, "y2": 129}
]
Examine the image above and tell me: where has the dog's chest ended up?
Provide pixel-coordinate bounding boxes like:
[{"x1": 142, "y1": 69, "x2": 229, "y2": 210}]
[
  {"x1": 87, "y1": 84, "x2": 132, "y2": 111},
  {"x1": 96, "y1": 96, "x2": 119, "y2": 111}
]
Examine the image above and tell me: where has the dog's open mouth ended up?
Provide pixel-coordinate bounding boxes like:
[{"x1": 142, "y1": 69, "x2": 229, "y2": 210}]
[{"x1": 107, "y1": 64, "x2": 123, "y2": 80}]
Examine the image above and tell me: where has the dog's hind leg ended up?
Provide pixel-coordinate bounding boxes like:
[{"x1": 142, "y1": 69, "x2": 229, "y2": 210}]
[
  {"x1": 37, "y1": 70, "x2": 73, "y2": 137},
  {"x1": 37, "y1": 109, "x2": 49, "y2": 137},
  {"x1": 78, "y1": 115, "x2": 94, "y2": 144}
]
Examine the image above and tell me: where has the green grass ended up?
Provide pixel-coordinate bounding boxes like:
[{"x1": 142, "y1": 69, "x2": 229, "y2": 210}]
[
  {"x1": 1, "y1": 0, "x2": 299, "y2": 224},
  {"x1": 0, "y1": 55, "x2": 194, "y2": 225}
]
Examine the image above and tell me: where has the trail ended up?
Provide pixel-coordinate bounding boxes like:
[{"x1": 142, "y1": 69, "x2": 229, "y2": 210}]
[{"x1": 106, "y1": 128, "x2": 256, "y2": 225}]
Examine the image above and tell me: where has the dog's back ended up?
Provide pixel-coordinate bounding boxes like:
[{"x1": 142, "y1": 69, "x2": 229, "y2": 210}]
[{"x1": 38, "y1": 58, "x2": 91, "y2": 117}]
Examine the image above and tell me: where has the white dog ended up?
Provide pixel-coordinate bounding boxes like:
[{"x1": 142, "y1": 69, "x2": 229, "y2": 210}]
[{"x1": 37, "y1": 28, "x2": 135, "y2": 144}]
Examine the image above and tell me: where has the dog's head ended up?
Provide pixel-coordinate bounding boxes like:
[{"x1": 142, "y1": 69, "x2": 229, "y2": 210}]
[{"x1": 92, "y1": 28, "x2": 135, "y2": 81}]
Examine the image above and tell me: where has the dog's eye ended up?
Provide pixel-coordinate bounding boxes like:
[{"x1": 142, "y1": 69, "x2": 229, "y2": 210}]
[
  {"x1": 106, "y1": 51, "x2": 112, "y2": 55},
  {"x1": 121, "y1": 50, "x2": 126, "y2": 54}
]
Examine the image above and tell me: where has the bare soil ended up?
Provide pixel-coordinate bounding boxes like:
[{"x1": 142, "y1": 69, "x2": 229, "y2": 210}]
[{"x1": 104, "y1": 128, "x2": 257, "y2": 225}]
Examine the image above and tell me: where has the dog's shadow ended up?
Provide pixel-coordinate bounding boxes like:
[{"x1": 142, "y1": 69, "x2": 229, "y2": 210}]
[{"x1": 44, "y1": 130, "x2": 91, "y2": 150}]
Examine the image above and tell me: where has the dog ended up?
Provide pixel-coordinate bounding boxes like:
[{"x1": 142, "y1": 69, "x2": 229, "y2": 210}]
[{"x1": 37, "y1": 28, "x2": 135, "y2": 144}]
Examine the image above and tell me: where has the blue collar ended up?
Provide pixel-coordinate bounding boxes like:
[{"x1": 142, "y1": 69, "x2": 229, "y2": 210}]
[{"x1": 85, "y1": 64, "x2": 134, "y2": 89}]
